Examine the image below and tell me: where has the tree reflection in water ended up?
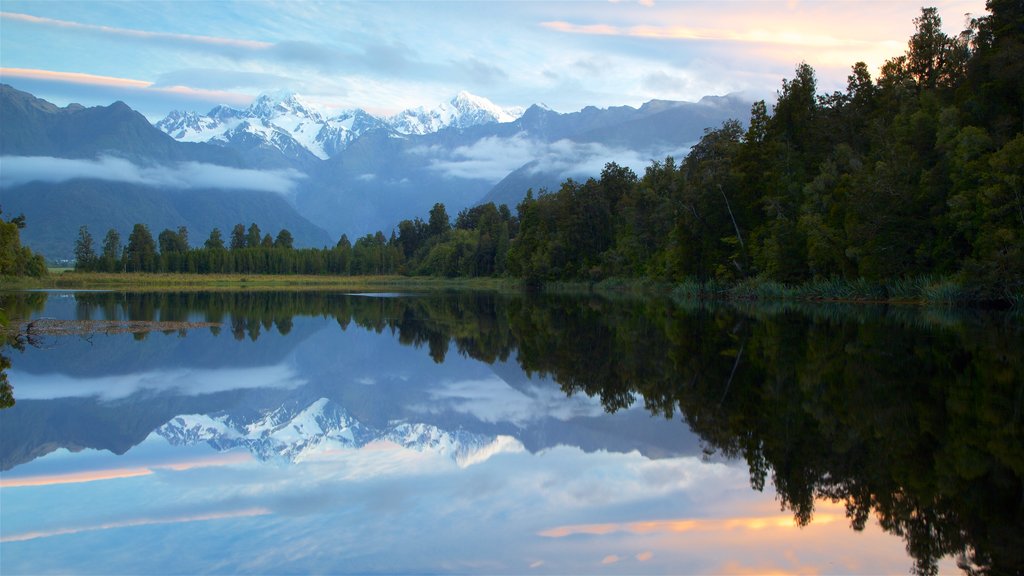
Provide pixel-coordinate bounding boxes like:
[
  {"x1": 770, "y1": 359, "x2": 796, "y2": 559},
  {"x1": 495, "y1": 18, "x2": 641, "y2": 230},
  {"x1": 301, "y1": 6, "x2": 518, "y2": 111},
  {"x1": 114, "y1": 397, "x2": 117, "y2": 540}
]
[{"x1": 1, "y1": 290, "x2": 1020, "y2": 574}]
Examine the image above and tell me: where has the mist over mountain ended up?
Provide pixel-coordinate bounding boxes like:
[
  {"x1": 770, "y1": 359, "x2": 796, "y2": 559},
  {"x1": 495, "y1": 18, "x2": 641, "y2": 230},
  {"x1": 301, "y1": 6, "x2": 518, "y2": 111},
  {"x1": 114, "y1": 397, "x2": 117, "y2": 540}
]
[
  {"x1": 1, "y1": 84, "x2": 751, "y2": 260},
  {"x1": 0, "y1": 84, "x2": 331, "y2": 259}
]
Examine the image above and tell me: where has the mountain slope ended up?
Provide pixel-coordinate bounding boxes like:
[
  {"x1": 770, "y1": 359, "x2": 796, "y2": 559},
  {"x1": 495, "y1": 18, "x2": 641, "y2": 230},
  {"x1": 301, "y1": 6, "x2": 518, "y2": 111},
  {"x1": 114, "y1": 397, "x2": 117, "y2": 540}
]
[{"x1": 0, "y1": 85, "x2": 331, "y2": 259}]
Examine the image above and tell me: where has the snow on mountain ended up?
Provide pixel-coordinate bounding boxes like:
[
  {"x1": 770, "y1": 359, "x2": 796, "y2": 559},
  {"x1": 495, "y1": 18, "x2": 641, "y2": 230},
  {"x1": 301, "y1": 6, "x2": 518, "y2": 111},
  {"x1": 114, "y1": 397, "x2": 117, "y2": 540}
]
[
  {"x1": 157, "y1": 397, "x2": 521, "y2": 466},
  {"x1": 156, "y1": 91, "x2": 523, "y2": 160},
  {"x1": 387, "y1": 91, "x2": 524, "y2": 135}
]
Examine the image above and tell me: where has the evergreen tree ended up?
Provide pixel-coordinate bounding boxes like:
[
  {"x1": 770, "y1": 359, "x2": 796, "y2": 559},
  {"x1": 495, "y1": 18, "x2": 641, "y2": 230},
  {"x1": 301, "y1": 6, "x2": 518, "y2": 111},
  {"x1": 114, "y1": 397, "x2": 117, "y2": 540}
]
[
  {"x1": 124, "y1": 224, "x2": 157, "y2": 272},
  {"x1": 74, "y1": 226, "x2": 96, "y2": 271},
  {"x1": 230, "y1": 224, "x2": 246, "y2": 250},
  {"x1": 428, "y1": 203, "x2": 451, "y2": 239},
  {"x1": 101, "y1": 229, "x2": 121, "y2": 272},
  {"x1": 247, "y1": 223, "x2": 262, "y2": 248},
  {"x1": 205, "y1": 228, "x2": 225, "y2": 250},
  {"x1": 274, "y1": 229, "x2": 294, "y2": 249}
]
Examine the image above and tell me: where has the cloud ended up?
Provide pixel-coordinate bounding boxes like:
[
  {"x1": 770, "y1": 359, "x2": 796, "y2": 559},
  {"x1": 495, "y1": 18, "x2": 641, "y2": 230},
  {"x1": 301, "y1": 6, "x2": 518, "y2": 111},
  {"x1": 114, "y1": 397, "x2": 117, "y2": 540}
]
[
  {"x1": 538, "y1": 511, "x2": 845, "y2": 539},
  {"x1": 0, "y1": 155, "x2": 306, "y2": 194},
  {"x1": 8, "y1": 363, "x2": 307, "y2": 401},
  {"x1": 1, "y1": 453, "x2": 252, "y2": 488},
  {"x1": 0, "y1": 12, "x2": 272, "y2": 52},
  {"x1": 412, "y1": 376, "x2": 607, "y2": 427},
  {"x1": 426, "y1": 133, "x2": 688, "y2": 183},
  {"x1": 1, "y1": 12, "x2": 355, "y2": 74},
  {"x1": 151, "y1": 69, "x2": 293, "y2": 91},
  {"x1": 457, "y1": 57, "x2": 509, "y2": 85},
  {"x1": 540, "y1": 18, "x2": 887, "y2": 49},
  {"x1": 1, "y1": 68, "x2": 255, "y2": 113},
  {"x1": 642, "y1": 70, "x2": 692, "y2": 93},
  {"x1": 0, "y1": 507, "x2": 271, "y2": 543}
]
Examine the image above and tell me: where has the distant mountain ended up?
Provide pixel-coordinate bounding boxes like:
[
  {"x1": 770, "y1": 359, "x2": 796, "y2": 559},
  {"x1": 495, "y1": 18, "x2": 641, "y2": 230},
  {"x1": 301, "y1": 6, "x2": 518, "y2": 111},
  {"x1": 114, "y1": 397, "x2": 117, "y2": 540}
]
[
  {"x1": 0, "y1": 84, "x2": 238, "y2": 164},
  {"x1": 2, "y1": 84, "x2": 752, "y2": 257},
  {"x1": 0, "y1": 85, "x2": 332, "y2": 259},
  {"x1": 156, "y1": 90, "x2": 524, "y2": 162},
  {"x1": 293, "y1": 93, "x2": 752, "y2": 236},
  {"x1": 387, "y1": 91, "x2": 525, "y2": 136},
  {"x1": 158, "y1": 397, "x2": 515, "y2": 466}
]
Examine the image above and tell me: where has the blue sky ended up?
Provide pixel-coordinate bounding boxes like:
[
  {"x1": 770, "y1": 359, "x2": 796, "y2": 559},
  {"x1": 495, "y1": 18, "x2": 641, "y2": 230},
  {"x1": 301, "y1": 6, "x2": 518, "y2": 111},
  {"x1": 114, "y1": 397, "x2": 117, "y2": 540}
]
[{"x1": 0, "y1": 1, "x2": 985, "y2": 120}]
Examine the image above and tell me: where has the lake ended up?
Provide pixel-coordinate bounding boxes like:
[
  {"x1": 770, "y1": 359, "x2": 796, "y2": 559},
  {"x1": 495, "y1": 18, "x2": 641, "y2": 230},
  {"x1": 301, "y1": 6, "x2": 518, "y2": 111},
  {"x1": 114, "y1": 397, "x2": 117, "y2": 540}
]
[{"x1": 1, "y1": 290, "x2": 1021, "y2": 575}]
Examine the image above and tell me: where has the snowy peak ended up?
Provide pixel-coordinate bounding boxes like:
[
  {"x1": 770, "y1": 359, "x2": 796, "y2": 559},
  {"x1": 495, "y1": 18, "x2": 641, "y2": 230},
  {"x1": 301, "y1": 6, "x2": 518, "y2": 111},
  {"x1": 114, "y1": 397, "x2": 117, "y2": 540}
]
[
  {"x1": 387, "y1": 91, "x2": 524, "y2": 135},
  {"x1": 157, "y1": 397, "x2": 523, "y2": 466},
  {"x1": 156, "y1": 90, "x2": 524, "y2": 159},
  {"x1": 155, "y1": 109, "x2": 233, "y2": 142},
  {"x1": 249, "y1": 91, "x2": 325, "y2": 124}
]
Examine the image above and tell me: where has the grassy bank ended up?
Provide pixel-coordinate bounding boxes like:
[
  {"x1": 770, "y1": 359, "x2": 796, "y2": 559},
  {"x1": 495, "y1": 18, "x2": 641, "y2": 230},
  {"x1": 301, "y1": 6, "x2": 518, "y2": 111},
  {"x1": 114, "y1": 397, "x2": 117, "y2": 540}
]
[
  {"x1": 6, "y1": 272, "x2": 519, "y2": 293},
  {"x1": 551, "y1": 276, "x2": 1021, "y2": 307},
  {"x1": 5, "y1": 271, "x2": 1019, "y2": 307}
]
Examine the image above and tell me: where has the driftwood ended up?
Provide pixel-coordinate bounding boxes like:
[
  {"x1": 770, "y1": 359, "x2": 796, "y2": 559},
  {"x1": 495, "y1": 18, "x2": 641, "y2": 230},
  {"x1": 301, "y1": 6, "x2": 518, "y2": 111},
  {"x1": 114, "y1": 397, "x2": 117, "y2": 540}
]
[{"x1": 5, "y1": 318, "x2": 221, "y2": 338}]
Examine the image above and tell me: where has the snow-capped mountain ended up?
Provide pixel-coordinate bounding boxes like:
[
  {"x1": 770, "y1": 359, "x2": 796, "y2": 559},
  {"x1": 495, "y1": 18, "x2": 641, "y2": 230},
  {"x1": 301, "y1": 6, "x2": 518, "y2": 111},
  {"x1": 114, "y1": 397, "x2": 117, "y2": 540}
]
[
  {"x1": 157, "y1": 397, "x2": 522, "y2": 466},
  {"x1": 156, "y1": 91, "x2": 524, "y2": 161},
  {"x1": 387, "y1": 91, "x2": 525, "y2": 135}
]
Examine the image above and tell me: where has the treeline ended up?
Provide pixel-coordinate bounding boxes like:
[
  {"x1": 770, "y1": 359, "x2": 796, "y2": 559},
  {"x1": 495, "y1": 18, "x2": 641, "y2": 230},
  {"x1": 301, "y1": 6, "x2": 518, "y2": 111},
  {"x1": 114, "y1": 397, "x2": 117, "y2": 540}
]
[
  {"x1": 509, "y1": 5, "x2": 1022, "y2": 298},
  {"x1": 73, "y1": 202, "x2": 517, "y2": 277},
  {"x1": 74, "y1": 221, "x2": 390, "y2": 275}
]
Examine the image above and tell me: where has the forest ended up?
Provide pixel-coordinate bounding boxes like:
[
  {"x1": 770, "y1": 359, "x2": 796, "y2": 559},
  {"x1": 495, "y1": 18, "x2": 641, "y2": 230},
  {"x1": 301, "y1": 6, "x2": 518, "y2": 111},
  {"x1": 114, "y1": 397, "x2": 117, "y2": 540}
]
[{"x1": 62, "y1": 3, "x2": 1024, "y2": 301}]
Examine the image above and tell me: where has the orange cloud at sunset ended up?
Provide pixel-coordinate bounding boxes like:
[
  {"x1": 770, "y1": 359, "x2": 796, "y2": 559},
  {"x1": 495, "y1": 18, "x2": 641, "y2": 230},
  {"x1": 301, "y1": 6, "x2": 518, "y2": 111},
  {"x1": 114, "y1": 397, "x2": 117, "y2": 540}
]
[
  {"x1": 538, "y1": 510, "x2": 843, "y2": 538},
  {"x1": 0, "y1": 451, "x2": 252, "y2": 488},
  {"x1": 0, "y1": 68, "x2": 253, "y2": 107}
]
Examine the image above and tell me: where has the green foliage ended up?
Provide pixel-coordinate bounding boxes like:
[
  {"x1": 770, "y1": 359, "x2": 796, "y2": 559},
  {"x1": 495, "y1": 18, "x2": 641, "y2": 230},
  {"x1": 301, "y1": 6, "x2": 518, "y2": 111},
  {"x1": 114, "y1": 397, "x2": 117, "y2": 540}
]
[{"x1": 0, "y1": 208, "x2": 47, "y2": 277}]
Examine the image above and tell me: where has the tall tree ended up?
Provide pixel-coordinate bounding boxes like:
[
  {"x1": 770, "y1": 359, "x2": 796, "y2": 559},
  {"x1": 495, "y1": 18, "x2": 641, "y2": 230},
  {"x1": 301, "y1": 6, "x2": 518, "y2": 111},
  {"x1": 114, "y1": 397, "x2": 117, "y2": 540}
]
[
  {"x1": 101, "y1": 229, "x2": 121, "y2": 272},
  {"x1": 74, "y1": 226, "x2": 96, "y2": 271},
  {"x1": 428, "y1": 203, "x2": 450, "y2": 239},
  {"x1": 229, "y1": 224, "x2": 246, "y2": 250},
  {"x1": 124, "y1": 223, "x2": 157, "y2": 272},
  {"x1": 274, "y1": 229, "x2": 294, "y2": 249},
  {"x1": 205, "y1": 228, "x2": 225, "y2": 250},
  {"x1": 246, "y1": 223, "x2": 262, "y2": 248}
]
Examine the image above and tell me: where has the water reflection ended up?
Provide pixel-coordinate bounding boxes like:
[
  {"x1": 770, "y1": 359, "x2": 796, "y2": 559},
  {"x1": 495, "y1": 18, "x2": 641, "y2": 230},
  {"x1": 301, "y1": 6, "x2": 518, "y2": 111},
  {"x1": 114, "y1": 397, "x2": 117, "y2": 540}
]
[{"x1": 0, "y1": 290, "x2": 1021, "y2": 575}]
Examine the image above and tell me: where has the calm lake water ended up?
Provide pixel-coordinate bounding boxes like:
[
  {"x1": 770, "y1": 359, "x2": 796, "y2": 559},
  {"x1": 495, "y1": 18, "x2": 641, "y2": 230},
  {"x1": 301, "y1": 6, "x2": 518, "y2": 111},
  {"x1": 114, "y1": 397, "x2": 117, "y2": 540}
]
[{"x1": 1, "y1": 290, "x2": 1021, "y2": 575}]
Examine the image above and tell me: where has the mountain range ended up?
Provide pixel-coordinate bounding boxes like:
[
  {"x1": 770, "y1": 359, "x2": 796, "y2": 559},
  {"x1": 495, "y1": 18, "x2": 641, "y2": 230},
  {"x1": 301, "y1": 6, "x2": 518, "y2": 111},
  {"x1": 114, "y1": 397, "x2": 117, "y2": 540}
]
[
  {"x1": 0, "y1": 84, "x2": 751, "y2": 260},
  {"x1": 158, "y1": 397, "x2": 517, "y2": 467}
]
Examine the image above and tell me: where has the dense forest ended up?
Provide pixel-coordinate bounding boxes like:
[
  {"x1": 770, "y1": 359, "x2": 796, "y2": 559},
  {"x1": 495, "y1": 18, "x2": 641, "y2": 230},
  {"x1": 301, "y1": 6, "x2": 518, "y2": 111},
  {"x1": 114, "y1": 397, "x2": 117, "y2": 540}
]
[{"x1": 70, "y1": 3, "x2": 1021, "y2": 300}]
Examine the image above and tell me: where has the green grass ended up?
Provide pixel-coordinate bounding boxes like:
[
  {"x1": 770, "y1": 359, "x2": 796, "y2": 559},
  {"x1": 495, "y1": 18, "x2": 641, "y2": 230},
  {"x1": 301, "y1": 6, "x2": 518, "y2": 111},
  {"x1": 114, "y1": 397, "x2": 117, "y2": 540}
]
[
  {"x1": 5, "y1": 271, "x2": 1016, "y2": 307},
  {"x1": 5, "y1": 272, "x2": 521, "y2": 293}
]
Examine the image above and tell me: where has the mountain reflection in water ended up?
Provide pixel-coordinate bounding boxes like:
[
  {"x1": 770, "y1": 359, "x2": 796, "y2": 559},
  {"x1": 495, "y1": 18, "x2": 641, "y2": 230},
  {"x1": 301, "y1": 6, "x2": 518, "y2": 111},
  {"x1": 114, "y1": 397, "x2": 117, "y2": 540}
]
[{"x1": 1, "y1": 290, "x2": 1020, "y2": 575}]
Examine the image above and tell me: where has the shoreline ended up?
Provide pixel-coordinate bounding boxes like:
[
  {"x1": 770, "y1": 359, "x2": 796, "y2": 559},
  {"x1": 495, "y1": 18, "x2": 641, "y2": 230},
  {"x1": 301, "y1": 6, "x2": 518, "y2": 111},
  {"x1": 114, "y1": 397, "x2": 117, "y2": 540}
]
[{"x1": 2, "y1": 272, "x2": 1019, "y2": 307}]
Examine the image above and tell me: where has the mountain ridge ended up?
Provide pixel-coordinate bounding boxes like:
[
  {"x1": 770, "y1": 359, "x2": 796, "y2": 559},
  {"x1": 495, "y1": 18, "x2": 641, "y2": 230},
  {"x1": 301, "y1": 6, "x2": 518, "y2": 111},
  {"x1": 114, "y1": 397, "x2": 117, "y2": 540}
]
[{"x1": 2, "y1": 84, "x2": 752, "y2": 258}]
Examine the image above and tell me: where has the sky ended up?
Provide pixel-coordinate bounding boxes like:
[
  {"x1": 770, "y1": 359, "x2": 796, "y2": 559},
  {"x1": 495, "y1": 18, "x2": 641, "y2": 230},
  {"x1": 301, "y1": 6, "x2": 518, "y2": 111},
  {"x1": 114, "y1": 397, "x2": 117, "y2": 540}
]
[{"x1": 0, "y1": 0, "x2": 986, "y2": 121}]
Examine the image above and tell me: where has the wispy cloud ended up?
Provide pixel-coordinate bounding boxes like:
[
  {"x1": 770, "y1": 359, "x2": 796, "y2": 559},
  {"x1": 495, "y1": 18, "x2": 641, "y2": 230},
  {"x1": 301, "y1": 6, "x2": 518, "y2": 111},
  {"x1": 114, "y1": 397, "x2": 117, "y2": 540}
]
[
  {"x1": 0, "y1": 155, "x2": 306, "y2": 195},
  {"x1": 0, "y1": 11, "x2": 271, "y2": 53},
  {"x1": 425, "y1": 133, "x2": 688, "y2": 183},
  {"x1": 413, "y1": 376, "x2": 607, "y2": 427},
  {"x1": 7, "y1": 363, "x2": 307, "y2": 400},
  {"x1": 1, "y1": 68, "x2": 253, "y2": 107},
  {"x1": 0, "y1": 507, "x2": 271, "y2": 543},
  {"x1": 541, "y1": 20, "x2": 881, "y2": 49},
  {"x1": 1, "y1": 452, "x2": 252, "y2": 488},
  {"x1": 538, "y1": 511, "x2": 844, "y2": 538}
]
